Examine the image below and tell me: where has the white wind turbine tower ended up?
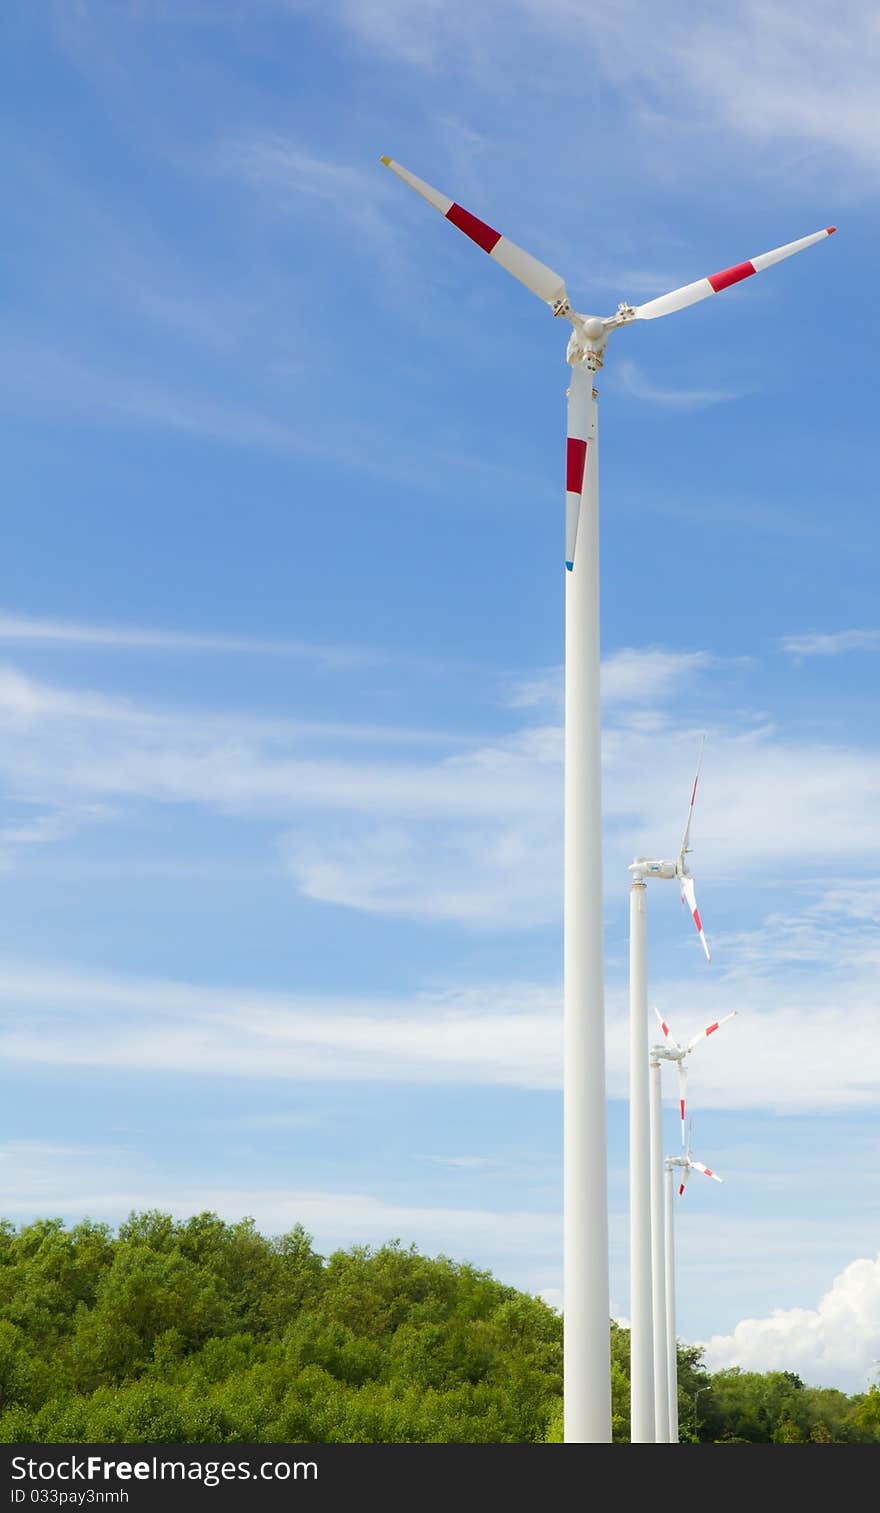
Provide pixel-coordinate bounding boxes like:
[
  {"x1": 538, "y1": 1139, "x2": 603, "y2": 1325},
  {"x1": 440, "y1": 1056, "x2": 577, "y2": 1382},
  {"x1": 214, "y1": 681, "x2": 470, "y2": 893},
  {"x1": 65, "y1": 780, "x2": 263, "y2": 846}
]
[
  {"x1": 628, "y1": 741, "x2": 711, "y2": 1442},
  {"x1": 380, "y1": 153, "x2": 834, "y2": 1443},
  {"x1": 665, "y1": 1127, "x2": 724, "y2": 1442},
  {"x1": 650, "y1": 1006, "x2": 737, "y2": 1440}
]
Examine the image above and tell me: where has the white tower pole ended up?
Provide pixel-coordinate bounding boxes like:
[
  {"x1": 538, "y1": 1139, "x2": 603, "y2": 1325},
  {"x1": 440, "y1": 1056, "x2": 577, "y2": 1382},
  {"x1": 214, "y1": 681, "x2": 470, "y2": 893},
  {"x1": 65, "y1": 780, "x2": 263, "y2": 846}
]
[
  {"x1": 650, "y1": 1054, "x2": 670, "y2": 1441},
  {"x1": 563, "y1": 359, "x2": 612, "y2": 1443},
  {"x1": 628, "y1": 878, "x2": 654, "y2": 1441},
  {"x1": 665, "y1": 1162, "x2": 679, "y2": 1442}
]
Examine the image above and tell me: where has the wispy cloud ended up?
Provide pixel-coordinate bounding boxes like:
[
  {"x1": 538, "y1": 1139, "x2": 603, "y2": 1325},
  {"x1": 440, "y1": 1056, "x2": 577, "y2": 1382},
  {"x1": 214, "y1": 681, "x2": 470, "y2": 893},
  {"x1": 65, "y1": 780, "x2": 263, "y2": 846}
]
[
  {"x1": 616, "y1": 358, "x2": 746, "y2": 411},
  {"x1": 0, "y1": 611, "x2": 374, "y2": 669},
  {"x1": 2, "y1": 345, "x2": 323, "y2": 454},
  {"x1": 217, "y1": 134, "x2": 399, "y2": 255},
  {"x1": 4, "y1": 905, "x2": 880, "y2": 1113},
  {"x1": 781, "y1": 629, "x2": 880, "y2": 658},
  {"x1": 329, "y1": 0, "x2": 880, "y2": 188},
  {"x1": 5, "y1": 659, "x2": 880, "y2": 923},
  {"x1": 0, "y1": 962, "x2": 563, "y2": 1089},
  {"x1": 0, "y1": 803, "x2": 114, "y2": 871},
  {"x1": 506, "y1": 647, "x2": 714, "y2": 711},
  {"x1": 0, "y1": 344, "x2": 542, "y2": 499}
]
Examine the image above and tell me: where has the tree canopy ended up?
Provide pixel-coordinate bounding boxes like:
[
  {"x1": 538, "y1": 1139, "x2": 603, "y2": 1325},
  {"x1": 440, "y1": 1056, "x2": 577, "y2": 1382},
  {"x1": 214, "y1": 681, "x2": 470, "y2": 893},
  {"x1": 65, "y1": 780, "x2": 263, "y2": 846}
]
[{"x1": 0, "y1": 1213, "x2": 875, "y2": 1443}]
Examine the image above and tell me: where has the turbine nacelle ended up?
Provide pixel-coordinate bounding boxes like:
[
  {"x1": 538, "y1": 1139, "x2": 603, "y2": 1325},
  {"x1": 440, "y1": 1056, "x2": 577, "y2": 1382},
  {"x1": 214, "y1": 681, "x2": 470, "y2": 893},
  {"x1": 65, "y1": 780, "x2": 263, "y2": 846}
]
[{"x1": 630, "y1": 857, "x2": 678, "y2": 882}]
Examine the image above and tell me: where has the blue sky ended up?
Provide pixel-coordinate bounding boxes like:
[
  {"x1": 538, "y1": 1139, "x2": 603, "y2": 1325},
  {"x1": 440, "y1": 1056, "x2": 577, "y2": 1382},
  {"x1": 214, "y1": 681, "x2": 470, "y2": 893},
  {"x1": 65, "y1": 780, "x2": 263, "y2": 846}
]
[{"x1": 1, "y1": 0, "x2": 879, "y2": 1392}]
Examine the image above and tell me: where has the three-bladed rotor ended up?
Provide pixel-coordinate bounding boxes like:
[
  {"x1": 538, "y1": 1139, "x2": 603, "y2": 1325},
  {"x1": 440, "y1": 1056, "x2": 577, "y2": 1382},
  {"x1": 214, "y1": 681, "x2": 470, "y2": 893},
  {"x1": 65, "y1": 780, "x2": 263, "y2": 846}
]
[
  {"x1": 380, "y1": 156, "x2": 834, "y2": 573},
  {"x1": 666, "y1": 1121, "x2": 723, "y2": 1197},
  {"x1": 653, "y1": 1006, "x2": 737, "y2": 1144}
]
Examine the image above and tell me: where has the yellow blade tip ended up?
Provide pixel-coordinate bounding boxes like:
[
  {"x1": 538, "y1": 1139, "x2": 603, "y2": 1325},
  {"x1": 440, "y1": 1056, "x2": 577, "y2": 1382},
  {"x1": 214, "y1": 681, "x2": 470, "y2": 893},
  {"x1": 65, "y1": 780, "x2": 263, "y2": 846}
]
[{"x1": 380, "y1": 155, "x2": 391, "y2": 166}]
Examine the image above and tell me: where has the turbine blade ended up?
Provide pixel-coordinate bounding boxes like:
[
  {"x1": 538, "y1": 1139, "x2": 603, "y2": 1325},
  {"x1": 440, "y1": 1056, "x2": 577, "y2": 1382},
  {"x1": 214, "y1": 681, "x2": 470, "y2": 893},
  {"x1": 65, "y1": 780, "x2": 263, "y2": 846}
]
[
  {"x1": 681, "y1": 875, "x2": 711, "y2": 962},
  {"x1": 630, "y1": 227, "x2": 836, "y2": 322},
  {"x1": 687, "y1": 1009, "x2": 737, "y2": 1053},
  {"x1": 654, "y1": 1005, "x2": 684, "y2": 1053},
  {"x1": 691, "y1": 1160, "x2": 723, "y2": 1183},
  {"x1": 679, "y1": 1166, "x2": 691, "y2": 1198},
  {"x1": 565, "y1": 365, "x2": 592, "y2": 570},
  {"x1": 678, "y1": 1062, "x2": 687, "y2": 1147},
  {"x1": 679, "y1": 734, "x2": 706, "y2": 864},
  {"x1": 380, "y1": 157, "x2": 569, "y2": 310}
]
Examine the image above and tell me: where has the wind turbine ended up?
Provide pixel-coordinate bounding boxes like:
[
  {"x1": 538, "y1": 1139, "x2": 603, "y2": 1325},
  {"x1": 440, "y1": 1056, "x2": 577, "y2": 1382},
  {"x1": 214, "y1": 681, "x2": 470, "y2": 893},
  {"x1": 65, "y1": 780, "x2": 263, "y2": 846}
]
[
  {"x1": 650, "y1": 1009, "x2": 735, "y2": 1439},
  {"x1": 380, "y1": 154, "x2": 834, "y2": 1444},
  {"x1": 665, "y1": 1130, "x2": 724, "y2": 1442},
  {"x1": 654, "y1": 1006, "x2": 738, "y2": 1145},
  {"x1": 628, "y1": 742, "x2": 712, "y2": 1441},
  {"x1": 632, "y1": 736, "x2": 711, "y2": 961}
]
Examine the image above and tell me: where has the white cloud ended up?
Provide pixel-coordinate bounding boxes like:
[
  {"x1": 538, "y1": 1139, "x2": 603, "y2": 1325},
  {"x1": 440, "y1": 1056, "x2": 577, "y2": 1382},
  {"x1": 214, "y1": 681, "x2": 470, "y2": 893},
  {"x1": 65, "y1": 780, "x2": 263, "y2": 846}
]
[
  {"x1": 702, "y1": 1252, "x2": 880, "y2": 1392},
  {"x1": 781, "y1": 630, "x2": 880, "y2": 658},
  {"x1": 586, "y1": 0, "x2": 880, "y2": 180},
  {"x1": 0, "y1": 803, "x2": 113, "y2": 871},
  {"x1": 284, "y1": 819, "x2": 560, "y2": 928},
  {"x1": 603, "y1": 649, "x2": 714, "y2": 705},
  {"x1": 0, "y1": 612, "x2": 374, "y2": 668},
  {"x1": 218, "y1": 134, "x2": 398, "y2": 254},
  {"x1": 506, "y1": 647, "x2": 713, "y2": 711},
  {"x1": 616, "y1": 358, "x2": 745, "y2": 411}
]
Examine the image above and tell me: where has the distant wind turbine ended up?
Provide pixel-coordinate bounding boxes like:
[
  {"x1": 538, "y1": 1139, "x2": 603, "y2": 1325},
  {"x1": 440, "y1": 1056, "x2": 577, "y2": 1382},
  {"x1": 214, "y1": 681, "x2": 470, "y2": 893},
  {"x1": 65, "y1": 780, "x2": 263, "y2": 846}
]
[
  {"x1": 665, "y1": 1128, "x2": 724, "y2": 1442},
  {"x1": 650, "y1": 1007, "x2": 737, "y2": 1439},
  {"x1": 628, "y1": 743, "x2": 712, "y2": 1441},
  {"x1": 654, "y1": 1006, "x2": 738, "y2": 1145}
]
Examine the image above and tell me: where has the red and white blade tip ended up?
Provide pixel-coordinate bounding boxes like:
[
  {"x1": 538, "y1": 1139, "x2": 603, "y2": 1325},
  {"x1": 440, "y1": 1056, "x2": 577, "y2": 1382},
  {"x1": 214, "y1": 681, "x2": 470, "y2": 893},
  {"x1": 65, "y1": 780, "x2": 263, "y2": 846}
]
[
  {"x1": 688, "y1": 1010, "x2": 736, "y2": 1049},
  {"x1": 633, "y1": 226, "x2": 837, "y2": 322},
  {"x1": 692, "y1": 1161, "x2": 723, "y2": 1183},
  {"x1": 380, "y1": 156, "x2": 568, "y2": 310},
  {"x1": 681, "y1": 877, "x2": 711, "y2": 962}
]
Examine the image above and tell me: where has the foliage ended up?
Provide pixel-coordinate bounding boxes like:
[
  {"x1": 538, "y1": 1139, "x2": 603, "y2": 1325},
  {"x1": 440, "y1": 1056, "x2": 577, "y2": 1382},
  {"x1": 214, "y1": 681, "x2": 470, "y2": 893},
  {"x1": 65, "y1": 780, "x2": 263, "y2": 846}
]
[
  {"x1": 0, "y1": 1213, "x2": 558, "y2": 1443},
  {"x1": 0, "y1": 1213, "x2": 874, "y2": 1442}
]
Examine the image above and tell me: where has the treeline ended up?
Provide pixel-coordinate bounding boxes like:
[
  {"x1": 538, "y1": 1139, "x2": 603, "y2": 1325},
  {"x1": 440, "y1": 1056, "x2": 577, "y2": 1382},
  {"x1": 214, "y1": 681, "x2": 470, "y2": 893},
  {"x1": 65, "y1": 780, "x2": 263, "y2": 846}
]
[{"x1": 0, "y1": 1213, "x2": 877, "y2": 1443}]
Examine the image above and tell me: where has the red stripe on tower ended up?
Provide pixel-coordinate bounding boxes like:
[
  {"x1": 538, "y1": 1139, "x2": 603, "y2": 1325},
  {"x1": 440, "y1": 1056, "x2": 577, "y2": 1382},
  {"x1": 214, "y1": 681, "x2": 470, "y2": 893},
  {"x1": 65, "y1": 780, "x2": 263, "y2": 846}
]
[
  {"x1": 566, "y1": 438, "x2": 588, "y2": 494},
  {"x1": 708, "y1": 260, "x2": 756, "y2": 293},
  {"x1": 445, "y1": 203, "x2": 502, "y2": 254}
]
